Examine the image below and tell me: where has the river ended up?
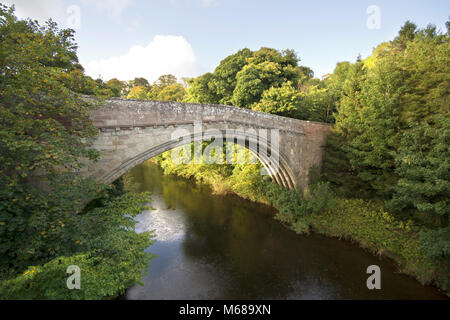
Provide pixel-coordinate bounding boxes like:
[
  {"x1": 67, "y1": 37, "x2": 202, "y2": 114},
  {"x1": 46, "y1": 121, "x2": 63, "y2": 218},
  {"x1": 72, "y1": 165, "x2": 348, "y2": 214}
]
[{"x1": 122, "y1": 161, "x2": 445, "y2": 300}]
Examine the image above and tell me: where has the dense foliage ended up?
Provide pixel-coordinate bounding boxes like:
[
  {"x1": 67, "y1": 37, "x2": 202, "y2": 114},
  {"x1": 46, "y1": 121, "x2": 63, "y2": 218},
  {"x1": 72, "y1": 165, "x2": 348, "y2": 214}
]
[
  {"x1": 389, "y1": 116, "x2": 449, "y2": 225},
  {"x1": 183, "y1": 47, "x2": 339, "y2": 122},
  {"x1": 319, "y1": 24, "x2": 450, "y2": 288},
  {"x1": 311, "y1": 199, "x2": 449, "y2": 291},
  {"x1": 320, "y1": 22, "x2": 449, "y2": 290},
  {"x1": 0, "y1": 192, "x2": 155, "y2": 299},
  {"x1": 148, "y1": 20, "x2": 449, "y2": 293},
  {"x1": 0, "y1": 6, "x2": 154, "y2": 299},
  {"x1": 326, "y1": 22, "x2": 449, "y2": 204},
  {"x1": 127, "y1": 74, "x2": 186, "y2": 102}
]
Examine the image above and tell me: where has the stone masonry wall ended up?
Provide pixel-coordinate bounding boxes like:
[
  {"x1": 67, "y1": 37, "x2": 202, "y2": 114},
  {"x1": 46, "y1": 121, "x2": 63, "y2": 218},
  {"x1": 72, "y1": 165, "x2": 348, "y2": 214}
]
[{"x1": 87, "y1": 98, "x2": 332, "y2": 190}]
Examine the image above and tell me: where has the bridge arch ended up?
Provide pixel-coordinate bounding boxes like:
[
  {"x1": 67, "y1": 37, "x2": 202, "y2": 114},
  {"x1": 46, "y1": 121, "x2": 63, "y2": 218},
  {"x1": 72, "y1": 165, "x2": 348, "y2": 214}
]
[
  {"x1": 96, "y1": 129, "x2": 296, "y2": 189},
  {"x1": 86, "y1": 99, "x2": 332, "y2": 191}
]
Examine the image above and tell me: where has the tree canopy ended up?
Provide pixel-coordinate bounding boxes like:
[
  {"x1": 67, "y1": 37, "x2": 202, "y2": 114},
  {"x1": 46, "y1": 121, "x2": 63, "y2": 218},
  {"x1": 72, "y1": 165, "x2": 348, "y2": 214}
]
[
  {"x1": 183, "y1": 47, "x2": 340, "y2": 121},
  {"x1": 323, "y1": 21, "x2": 449, "y2": 226},
  {"x1": 0, "y1": 5, "x2": 154, "y2": 298}
]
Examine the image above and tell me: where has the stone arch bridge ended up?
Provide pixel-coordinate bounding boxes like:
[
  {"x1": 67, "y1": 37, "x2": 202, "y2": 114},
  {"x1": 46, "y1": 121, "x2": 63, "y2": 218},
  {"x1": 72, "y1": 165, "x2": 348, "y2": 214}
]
[{"x1": 86, "y1": 98, "x2": 332, "y2": 190}]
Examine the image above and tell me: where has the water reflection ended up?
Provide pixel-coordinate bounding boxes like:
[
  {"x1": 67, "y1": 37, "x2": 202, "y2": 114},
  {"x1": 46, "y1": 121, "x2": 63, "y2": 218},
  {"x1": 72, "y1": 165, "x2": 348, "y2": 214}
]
[{"x1": 124, "y1": 161, "x2": 445, "y2": 300}]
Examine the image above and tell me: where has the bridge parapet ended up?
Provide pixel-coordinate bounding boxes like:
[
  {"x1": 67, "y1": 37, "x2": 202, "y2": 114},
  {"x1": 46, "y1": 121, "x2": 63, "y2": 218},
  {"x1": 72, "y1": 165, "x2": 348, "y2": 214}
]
[{"x1": 91, "y1": 98, "x2": 330, "y2": 134}]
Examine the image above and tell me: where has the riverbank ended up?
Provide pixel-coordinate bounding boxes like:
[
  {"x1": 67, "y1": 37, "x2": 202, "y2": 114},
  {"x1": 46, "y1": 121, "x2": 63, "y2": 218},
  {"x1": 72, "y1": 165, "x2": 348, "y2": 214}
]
[
  {"x1": 149, "y1": 156, "x2": 449, "y2": 296},
  {"x1": 309, "y1": 199, "x2": 448, "y2": 294}
]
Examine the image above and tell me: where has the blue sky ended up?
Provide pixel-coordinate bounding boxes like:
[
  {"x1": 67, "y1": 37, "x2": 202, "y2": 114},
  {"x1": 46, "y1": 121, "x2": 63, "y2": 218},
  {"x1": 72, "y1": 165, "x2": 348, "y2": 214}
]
[{"x1": 5, "y1": 0, "x2": 449, "y2": 82}]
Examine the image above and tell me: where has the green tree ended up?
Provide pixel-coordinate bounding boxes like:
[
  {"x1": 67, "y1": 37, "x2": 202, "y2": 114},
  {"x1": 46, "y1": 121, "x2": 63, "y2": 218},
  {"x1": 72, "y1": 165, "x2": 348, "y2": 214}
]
[
  {"x1": 210, "y1": 48, "x2": 253, "y2": 105},
  {"x1": 129, "y1": 77, "x2": 150, "y2": 89},
  {"x1": 184, "y1": 72, "x2": 220, "y2": 103},
  {"x1": 185, "y1": 47, "x2": 309, "y2": 112},
  {"x1": 393, "y1": 20, "x2": 418, "y2": 47},
  {"x1": 231, "y1": 48, "x2": 301, "y2": 108},
  {"x1": 147, "y1": 74, "x2": 185, "y2": 101},
  {"x1": 154, "y1": 74, "x2": 177, "y2": 87},
  {"x1": 252, "y1": 82, "x2": 307, "y2": 118},
  {"x1": 330, "y1": 21, "x2": 449, "y2": 198},
  {"x1": 156, "y1": 83, "x2": 186, "y2": 102},
  {"x1": 0, "y1": 5, "x2": 154, "y2": 296},
  {"x1": 127, "y1": 85, "x2": 149, "y2": 99},
  {"x1": 321, "y1": 134, "x2": 369, "y2": 198},
  {"x1": 303, "y1": 85, "x2": 336, "y2": 123},
  {"x1": 389, "y1": 116, "x2": 449, "y2": 225},
  {"x1": 106, "y1": 78, "x2": 127, "y2": 97},
  {"x1": 0, "y1": 192, "x2": 155, "y2": 299}
]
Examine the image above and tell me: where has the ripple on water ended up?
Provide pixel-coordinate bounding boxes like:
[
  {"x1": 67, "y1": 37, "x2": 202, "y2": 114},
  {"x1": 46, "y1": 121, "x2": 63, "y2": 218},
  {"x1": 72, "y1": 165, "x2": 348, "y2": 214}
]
[{"x1": 134, "y1": 194, "x2": 186, "y2": 242}]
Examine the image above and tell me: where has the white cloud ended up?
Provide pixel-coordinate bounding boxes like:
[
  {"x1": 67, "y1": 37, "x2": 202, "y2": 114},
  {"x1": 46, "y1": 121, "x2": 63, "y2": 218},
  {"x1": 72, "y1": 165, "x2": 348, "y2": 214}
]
[
  {"x1": 3, "y1": 0, "x2": 66, "y2": 24},
  {"x1": 3, "y1": 0, "x2": 134, "y2": 25},
  {"x1": 80, "y1": 0, "x2": 134, "y2": 18},
  {"x1": 169, "y1": 0, "x2": 219, "y2": 8},
  {"x1": 200, "y1": 0, "x2": 218, "y2": 7},
  {"x1": 84, "y1": 35, "x2": 203, "y2": 82}
]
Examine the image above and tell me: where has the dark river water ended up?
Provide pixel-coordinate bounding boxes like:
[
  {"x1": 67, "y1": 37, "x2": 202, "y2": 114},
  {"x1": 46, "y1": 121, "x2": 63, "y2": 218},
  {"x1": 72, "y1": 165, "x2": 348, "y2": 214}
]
[{"x1": 123, "y1": 161, "x2": 445, "y2": 300}]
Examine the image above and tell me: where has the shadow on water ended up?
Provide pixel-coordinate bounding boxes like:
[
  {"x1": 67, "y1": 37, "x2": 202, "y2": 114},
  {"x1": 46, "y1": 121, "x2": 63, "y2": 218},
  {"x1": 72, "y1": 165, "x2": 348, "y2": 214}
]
[{"x1": 122, "y1": 161, "x2": 446, "y2": 300}]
